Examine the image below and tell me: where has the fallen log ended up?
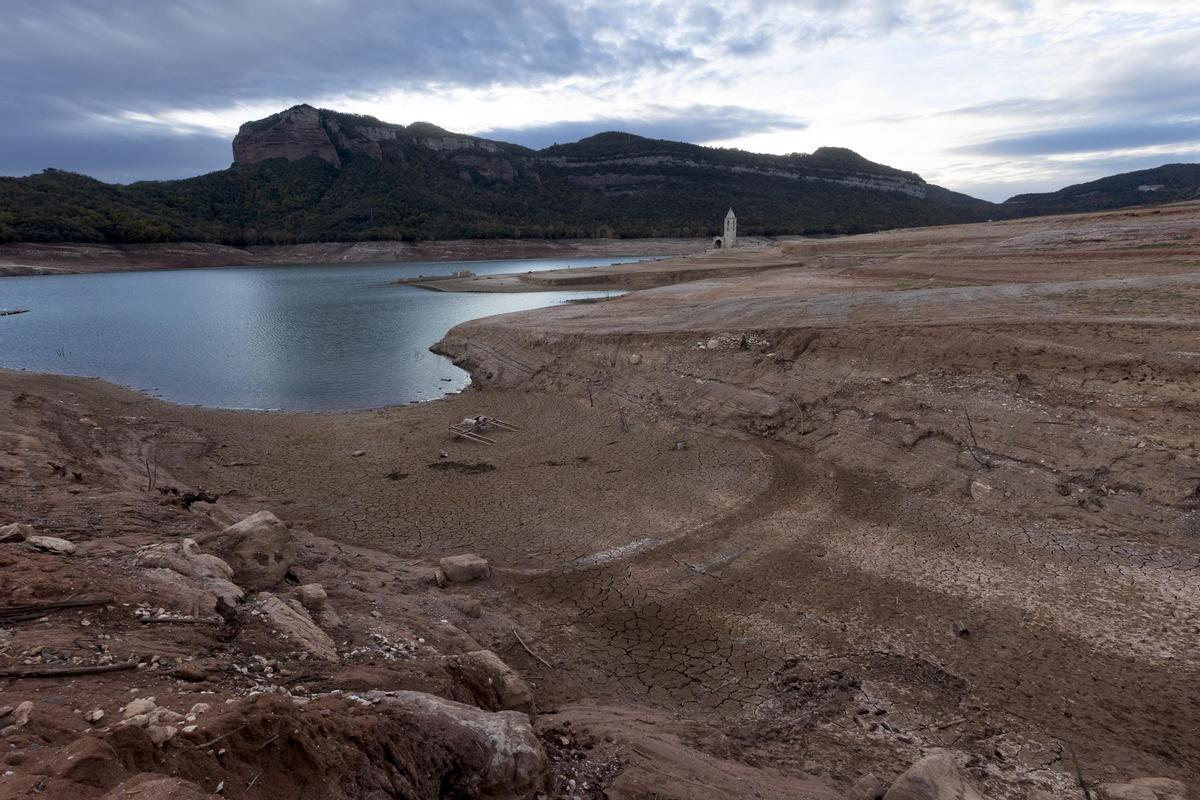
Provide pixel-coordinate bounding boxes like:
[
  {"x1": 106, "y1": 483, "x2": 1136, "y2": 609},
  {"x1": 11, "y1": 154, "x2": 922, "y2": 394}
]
[
  {"x1": 0, "y1": 660, "x2": 138, "y2": 678},
  {"x1": 0, "y1": 596, "x2": 115, "y2": 620}
]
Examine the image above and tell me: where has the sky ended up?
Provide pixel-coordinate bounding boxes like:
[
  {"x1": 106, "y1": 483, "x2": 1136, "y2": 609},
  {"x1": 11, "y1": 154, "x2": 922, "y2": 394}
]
[{"x1": 1, "y1": 0, "x2": 1197, "y2": 200}]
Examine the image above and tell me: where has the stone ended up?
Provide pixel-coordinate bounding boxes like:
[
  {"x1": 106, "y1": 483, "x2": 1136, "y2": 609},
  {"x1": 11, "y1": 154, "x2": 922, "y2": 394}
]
[
  {"x1": 101, "y1": 774, "x2": 219, "y2": 799},
  {"x1": 883, "y1": 749, "x2": 986, "y2": 800},
  {"x1": 1128, "y1": 778, "x2": 1189, "y2": 800},
  {"x1": 627, "y1": 353, "x2": 642, "y2": 365},
  {"x1": 0, "y1": 523, "x2": 33, "y2": 543},
  {"x1": 849, "y1": 772, "x2": 887, "y2": 800},
  {"x1": 50, "y1": 735, "x2": 124, "y2": 788},
  {"x1": 255, "y1": 592, "x2": 339, "y2": 662},
  {"x1": 123, "y1": 698, "x2": 157, "y2": 719},
  {"x1": 445, "y1": 649, "x2": 534, "y2": 714},
  {"x1": 78, "y1": 417, "x2": 98, "y2": 427},
  {"x1": 296, "y1": 583, "x2": 341, "y2": 628},
  {"x1": 206, "y1": 510, "x2": 295, "y2": 590},
  {"x1": 10, "y1": 701, "x2": 33, "y2": 728},
  {"x1": 146, "y1": 724, "x2": 178, "y2": 746},
  {"x1": 1096, "y1": 784, "x2": 1165, "y2": 800},
  {"x1": 372, "y1": 690, "x2": 546, "y2": 798},
  {"x1": 438, "y1": 554, "x2": 490, "y2": 583},
  {"x1": 351, "y1": 449, "x2": 366, "y2": 457},
  {"x1": 135, "y1": 539, "x2": 244, "y2": 610},
  {"x1": 448, "y1": 594, "x2": 482, "y2": 618},
  {"x1": 232, "y1": 104, "x2": 342, "y2": 168},
  {"x1": 26, "y1": 535, "x2": 76, "y2": 555},
  {"x1": 706, "y1": 338, "x2": 722, "y2": 350},
  {"x1": 84, "y1": 708, "x2": 105, "y2": 723}
]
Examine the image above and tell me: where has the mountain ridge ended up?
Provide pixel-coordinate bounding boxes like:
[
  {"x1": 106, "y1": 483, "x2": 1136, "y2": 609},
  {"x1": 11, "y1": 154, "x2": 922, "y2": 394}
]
[{"x1": 0, "y1": 104, "x2": 1196, "y2": 246}]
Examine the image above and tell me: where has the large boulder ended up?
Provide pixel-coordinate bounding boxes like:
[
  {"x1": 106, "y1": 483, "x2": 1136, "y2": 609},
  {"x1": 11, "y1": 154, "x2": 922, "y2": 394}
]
[
  {"x1": 205, "y1": 510, "x2": 295, "y2": 590},
  {"x1": 371, "y1": 690, "x2": 546, "y2": 798},
  {"x1": 849, "y1": 773, "x2": 887, "y2": 800},
  {"x1": 26, "y1": 534, "x2": 76, "y2": 555},
  {"x1": 0, "y1": 522, "x2": 34, "y2": 543},
  {"x1": 255, "y1": 592, "x2": 339, "y2": 662},
  {"x1": 883, "y1": 750, "x2": 987, "y2": 800},
  {"x1": 445, "y1": 650, "x2": 535, "y2": 714},
  {"x1": 439, "y1": 553, "x2": 491, "y2": 584},
  {"x1": 135, "y1": 538, "x2": 243, "y2": 609}
]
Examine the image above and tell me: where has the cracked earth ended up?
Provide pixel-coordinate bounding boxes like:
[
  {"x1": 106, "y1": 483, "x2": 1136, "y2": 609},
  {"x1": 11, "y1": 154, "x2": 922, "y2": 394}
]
[{"x1": 5, "y1": 202, "x2": 1199, "y2": 798}]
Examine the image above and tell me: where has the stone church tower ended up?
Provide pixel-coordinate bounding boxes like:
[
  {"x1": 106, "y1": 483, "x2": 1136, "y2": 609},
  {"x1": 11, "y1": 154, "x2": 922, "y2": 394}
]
[{"x1": 723, "y1": 207, "x2": 737, "y2": 249}]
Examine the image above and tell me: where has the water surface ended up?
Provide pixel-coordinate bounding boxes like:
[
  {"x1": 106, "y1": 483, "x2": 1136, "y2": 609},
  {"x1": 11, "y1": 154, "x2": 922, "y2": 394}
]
[{"x1": 0, "y1": 257, "x2": 630, "y2": 410}]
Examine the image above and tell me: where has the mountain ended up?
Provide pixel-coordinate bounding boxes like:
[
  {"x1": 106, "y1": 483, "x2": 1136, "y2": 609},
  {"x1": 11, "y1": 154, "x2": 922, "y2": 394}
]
[
  {"x1": 0, "y1": 104, "x2": 1196, "y2": 246},
  {"x1": 1001, "y1": 164, "x2": 1200, "y2": 216}
]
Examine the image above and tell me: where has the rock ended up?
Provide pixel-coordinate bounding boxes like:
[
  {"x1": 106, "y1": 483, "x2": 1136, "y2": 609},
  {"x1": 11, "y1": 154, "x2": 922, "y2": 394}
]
[
  {"x1": 0, "y1": 523, "x2": 33, "y2": 543},
  {"x1": 849, "y1": 772, "x2": 887, "y2": 800},
  {"x1": 351, "y1": 449, "x2": 366, "y2": 457},
  {"x1": 101, "y1": 774, "x2": 220, "y2": 799},
  {"x1": 26, "y1": 534, "x2": 76, "y2": 555},
  {"x1": 438, "y1": 554, "x2": 491, "y2": 583},
  {"x1": 171, "y1": 664, "x2": 210, "y2": 683},
  {"x1": 627, "y1": 353, "x2": 642, "y2": 365},
  {"x1": 706, "y1": 338, "x2": 721, "y2": 350},
  {"x1": 123, "y1": 698, "x2": 157, "y2": 719},
  {"x1": 372, "y1": 690, "x2": 546, "y2": 798},
  {"x1": 1128, "y1": 778, "x2": 1189, "y2": 800},
  {"x1": 84, "y1": 708, "x2": 105, "y2": 723},
  {"x1": 232, "y1": 104, "x2": 342, "y2": 168},
  {"x1": 135, "y1": 539, "x2": 244, "y2": 610},
  {"x1": 9, "y1": 700, "x2": 33, "y2": 728},
  {"x1": 448, "y1": 594, "x2": 482, "y2": 618},
  {"x1": 78, "y1": 417, "x2": 98, "y2": 426},
  {"x1": 296, "y1": 583, "x2": 342, "y2": 628},
  {"x1": 969, "y1": 480, "x2": 997, "y2": 503},
  {"x1": 445, "y1": 649, "x2": 535, "y2": 714},
  {"x1": 1097, "y1": 780, "x2": 1188, "y2": 800},
  {"x1": 883, "y1": 749, "x2": 986, "y2": 800},
  {"x1": 256, "y1": 592, "x2": 339, "y2": 662},
  {"x1": 51, "y1": 735, "x2": 124, "y2": 788},
  {"x1": 146, "y1": 724, "x2": 178, "y2": 745},
  {"x1": 207, "y1": 510, "x2": 295, "y2": 590}
]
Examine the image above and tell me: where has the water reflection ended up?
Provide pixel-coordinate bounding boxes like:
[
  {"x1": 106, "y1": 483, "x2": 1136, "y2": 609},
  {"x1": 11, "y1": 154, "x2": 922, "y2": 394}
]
[{"x1": 0, "y1": 257, "x2": 631, "y2": 410}]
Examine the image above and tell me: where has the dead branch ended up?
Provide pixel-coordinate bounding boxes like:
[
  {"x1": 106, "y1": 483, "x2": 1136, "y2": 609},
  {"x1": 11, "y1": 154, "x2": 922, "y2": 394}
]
[
  {"x1": 137, "y1": 616, "x2": 221, "y2": 625},
  {"x1": 0, "y1": 596, "x2": 115, "y2": 620},
  {"x1": 512, "y1": 627, "x2": 553, "y2": 669},
  {"x1": 962, "y1": 409, "x2": 992, "y2": 469},
  {"x1": 0, "y1": 660, "x2": 138, "y2": 678}
]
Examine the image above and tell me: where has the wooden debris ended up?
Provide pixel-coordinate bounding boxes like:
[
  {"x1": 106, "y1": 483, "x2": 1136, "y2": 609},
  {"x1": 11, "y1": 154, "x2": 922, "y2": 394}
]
[
  {"x1": 0, "y1": 596, "x2": 115, "y2": 621},
  {"x1": 0, "y1": 660, "x2": 138, "y2": 678},
  {"x1": 449, "y1": 415, "x2": 521, "y2": 445},
  {"x1": 512, "y1": 627, "x2": 553, "y2": 669}
]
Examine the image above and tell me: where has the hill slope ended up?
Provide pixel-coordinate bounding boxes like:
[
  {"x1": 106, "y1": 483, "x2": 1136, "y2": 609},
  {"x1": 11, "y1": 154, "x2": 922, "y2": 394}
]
[
  {"x1": 2, "y1": 105, "x2": 1197, "y2": 246},
  {"x1": 0, "y1": 105, "x2": 996, "y2": 245},
  {"x1": 1002, "y1": 164, "x2": 1200, "y2": 216}
]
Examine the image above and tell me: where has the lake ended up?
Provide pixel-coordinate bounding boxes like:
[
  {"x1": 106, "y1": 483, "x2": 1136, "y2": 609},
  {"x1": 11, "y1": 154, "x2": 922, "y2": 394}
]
[{"x1": 0, "y1": 257, "x2": 633, "y2": 410}]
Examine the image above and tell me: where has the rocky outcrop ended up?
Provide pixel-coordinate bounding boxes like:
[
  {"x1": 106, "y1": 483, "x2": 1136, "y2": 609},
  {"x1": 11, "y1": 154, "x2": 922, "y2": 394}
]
[
  {"x1": 232, "y1": 105, "x2": 341, "y2": 167},
  {"x1": 199, "y1": 510, "x2": 295, "y2": 590},
  {"x1": 882, "y1": 750, "x2": 986, "y2": 800},
  {"x1": 254, "y1": 591, "x2": 340, "y2": 662}
]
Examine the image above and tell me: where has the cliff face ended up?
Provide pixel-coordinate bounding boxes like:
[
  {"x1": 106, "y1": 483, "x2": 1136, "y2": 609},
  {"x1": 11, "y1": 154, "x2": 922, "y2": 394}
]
[
  {"x1": 231, "y1": 105, "x2": 525, "y2": 184},
  {"x1": 232, "y1": 105, "x2": 342, "y2": 167}
]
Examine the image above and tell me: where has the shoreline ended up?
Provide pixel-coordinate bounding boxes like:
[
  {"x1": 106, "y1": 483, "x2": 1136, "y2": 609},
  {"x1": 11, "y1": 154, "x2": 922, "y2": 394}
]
[
  {"x1": 0, "y1": 236, "x2": 712, "y2": 277},
  {"x1": 1, "y1": 203, "x2": 1199, "y2": 797}
]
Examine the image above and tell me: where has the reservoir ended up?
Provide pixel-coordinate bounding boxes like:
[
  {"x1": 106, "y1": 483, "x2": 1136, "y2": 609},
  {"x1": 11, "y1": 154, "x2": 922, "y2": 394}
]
[{"x1": 0, "y1": 256, "x2": 630, "y2": 410}]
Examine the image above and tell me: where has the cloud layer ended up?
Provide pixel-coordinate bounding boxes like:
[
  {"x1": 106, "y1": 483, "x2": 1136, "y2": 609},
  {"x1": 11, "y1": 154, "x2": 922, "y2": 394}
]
[{"x1": 1, "y1": 1, "x2": 1197, "y2": 198}]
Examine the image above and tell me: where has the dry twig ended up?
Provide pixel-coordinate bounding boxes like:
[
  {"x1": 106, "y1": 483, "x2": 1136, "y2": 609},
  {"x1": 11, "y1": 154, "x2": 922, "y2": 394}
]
[{"x1": 512, "y1": 627, "x2": 553, "y2": 669}]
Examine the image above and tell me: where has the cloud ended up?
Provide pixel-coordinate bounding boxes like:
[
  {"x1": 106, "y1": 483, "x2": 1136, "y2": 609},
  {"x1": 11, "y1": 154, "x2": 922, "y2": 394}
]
[
  {"x1": 477, "y1": 105, "x2": 808, "y2": 150},
  {"x1": 957, "y1": 121, "x2": 1200, "y2": 157}
]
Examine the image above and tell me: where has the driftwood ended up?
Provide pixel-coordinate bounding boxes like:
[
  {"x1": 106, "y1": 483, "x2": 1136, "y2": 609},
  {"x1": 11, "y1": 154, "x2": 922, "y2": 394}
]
[
  {"x1": 512, "y1": 627, "x2": 553, "y2": 669},
  {"x1": 0, "y1": 660, "x2": 138, "y2": 678},
  {"x1": 137, "y1": 616, "x2": 221, "y2": 625},
  {"x1": 0, "y1": 596, "x2": 115, "y2": 621}
]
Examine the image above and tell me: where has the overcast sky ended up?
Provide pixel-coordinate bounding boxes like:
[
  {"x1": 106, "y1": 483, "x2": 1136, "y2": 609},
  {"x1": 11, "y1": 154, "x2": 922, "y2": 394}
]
[{"x1": 1, "y1": 0, "x2": 1197, "y2": 200}]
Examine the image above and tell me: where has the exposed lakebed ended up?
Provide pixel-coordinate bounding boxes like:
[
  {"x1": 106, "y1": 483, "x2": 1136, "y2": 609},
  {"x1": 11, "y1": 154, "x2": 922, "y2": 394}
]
[{"x1": 0, "y1": 256, "x2": 633, "y2": 410}]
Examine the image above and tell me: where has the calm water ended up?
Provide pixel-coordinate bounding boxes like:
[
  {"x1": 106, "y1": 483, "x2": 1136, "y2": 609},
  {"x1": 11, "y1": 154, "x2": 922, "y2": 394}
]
[{"x1": 0, "y1": 257, "x2": 632, "y2": 410}]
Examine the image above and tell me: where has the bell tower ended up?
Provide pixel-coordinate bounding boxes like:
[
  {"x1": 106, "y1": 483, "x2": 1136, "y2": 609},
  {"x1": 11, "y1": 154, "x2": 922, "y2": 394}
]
[{"x1": 723, "y1": 208, "x2": 737, "y2": 249}]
